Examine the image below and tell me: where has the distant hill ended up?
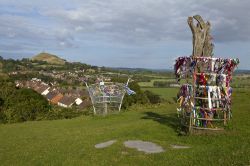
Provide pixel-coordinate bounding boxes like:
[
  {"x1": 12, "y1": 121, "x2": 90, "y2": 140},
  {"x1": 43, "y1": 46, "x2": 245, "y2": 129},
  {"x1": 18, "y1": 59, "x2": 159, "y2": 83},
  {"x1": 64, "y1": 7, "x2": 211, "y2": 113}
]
[{"x1": 31, "y1": 52, "x2": 66, "y2": 65}]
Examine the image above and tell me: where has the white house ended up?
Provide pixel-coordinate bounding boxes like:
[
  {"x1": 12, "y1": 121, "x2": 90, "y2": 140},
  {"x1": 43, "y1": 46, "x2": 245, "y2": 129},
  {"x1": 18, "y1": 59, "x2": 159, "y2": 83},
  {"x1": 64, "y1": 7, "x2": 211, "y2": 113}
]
[
  {"x1": 75, "y1": 98, "x2": 83, "y2": 105},
  {"x1": 41, "y1": 87, "x2": 50, "y2": 96}
]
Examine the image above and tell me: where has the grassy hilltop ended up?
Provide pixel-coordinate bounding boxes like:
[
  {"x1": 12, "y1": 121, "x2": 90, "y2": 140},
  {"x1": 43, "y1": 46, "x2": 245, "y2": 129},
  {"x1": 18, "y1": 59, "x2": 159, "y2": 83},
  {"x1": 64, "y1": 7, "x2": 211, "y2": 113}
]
[
  {"x1": 31, "y1": 52, "x2": 66, "y2": 65},
  {"x1": 0, "y1": 87, "x2": 249, "y2": 165}
]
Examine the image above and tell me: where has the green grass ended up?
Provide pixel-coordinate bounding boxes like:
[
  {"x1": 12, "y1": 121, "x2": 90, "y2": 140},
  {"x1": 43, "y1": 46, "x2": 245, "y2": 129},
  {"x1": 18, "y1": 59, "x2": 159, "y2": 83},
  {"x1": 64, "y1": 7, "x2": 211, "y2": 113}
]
[
  {"x1": 0, "y1": 72, "x2": 9, "y2": 79},
  {"x1": 32, "y1": 52, "x2": 66, "y2": 65},
  {"x1": 142, "y1": 87, "x2": 178, "y2": 102},
  {"x1": 0, "y1": 62, "x2": 3, "y2": 71},
  {"x1": 231, "y1": 76, "x2": 250, "y2": 88},
  {"x1": 139, "y1": 78, "x2": 175, "y2": 87},
  {"x1": 0, "y1": 88, "x2": 250, "y2": 165},
  {"x1": 36, "y1": 64, "x2": 63, "y2": 68}
]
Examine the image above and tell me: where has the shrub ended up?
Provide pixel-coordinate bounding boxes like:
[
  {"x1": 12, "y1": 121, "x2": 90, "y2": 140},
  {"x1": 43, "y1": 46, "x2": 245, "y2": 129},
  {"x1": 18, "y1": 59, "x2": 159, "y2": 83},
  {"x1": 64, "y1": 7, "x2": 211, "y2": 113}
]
[{"x1": 144, "y1": 90, "x2": 161, "y2": 104}]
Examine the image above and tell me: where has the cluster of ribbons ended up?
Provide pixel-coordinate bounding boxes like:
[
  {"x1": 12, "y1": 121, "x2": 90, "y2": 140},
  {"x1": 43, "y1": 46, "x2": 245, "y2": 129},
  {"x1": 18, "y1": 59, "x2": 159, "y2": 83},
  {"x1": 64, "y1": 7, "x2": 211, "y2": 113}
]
[
  {"x1": 124, "y1": 85, "x2": 136, "y2": 95},
  {"x1": 89, "y1": 82, "x2": 123, "y2": 97},
  {"x1": 174, "y1": 57, "x2": 192, "y2": 81},
  {"x1": 174, "y1": 56, "x2": 240, "y2": 83},
  {"x1": 177, "y1": 84, "x2": 193, "y2": 109},
  {"x1": 177, "y1": 84, "x2": 233, "y2": 127},
  {"x1": 193, "y1": 86, "x2": 232, "y2": 127},
  {"x1": 175, "y1": 56, "x2": 239, "y2": 128},
  {"x1": 196, "y1": 86, "x2": 232, "y2": 109},
  {"x1": 89, "y1": 82, "x2": 136, "y2": 97},
  {"x1": 194, "y1": 109, "x2": 215, "y2": 128},
  {"x1": 177, "y1": 85, "x2": 232, "y2": 109},
  {"x1": 195, "y1": 73, "x2": 227, "y2": 86}
]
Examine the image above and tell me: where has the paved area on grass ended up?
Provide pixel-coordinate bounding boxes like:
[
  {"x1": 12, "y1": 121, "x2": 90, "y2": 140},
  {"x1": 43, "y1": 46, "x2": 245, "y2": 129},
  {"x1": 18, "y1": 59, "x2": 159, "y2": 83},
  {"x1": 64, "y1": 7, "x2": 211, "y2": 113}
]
[
  {"x1": 170, "y1": 144, "x2": 190, "y2": 149},
  {"x1": 124, "y1": 140, "x2": 165, "y2": 154},
  {"x1": 95, "y1": 140, "x2": 117, "y2": 149}
]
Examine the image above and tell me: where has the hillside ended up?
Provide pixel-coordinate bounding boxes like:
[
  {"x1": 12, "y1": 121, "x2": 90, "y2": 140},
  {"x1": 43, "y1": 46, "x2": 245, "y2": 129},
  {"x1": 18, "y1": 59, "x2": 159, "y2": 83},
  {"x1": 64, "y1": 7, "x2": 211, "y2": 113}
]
[
  {"x1": 31, "y1": 52, "x2": 66, "y2": 65},
  {"x1": 0, "y1": 88, "x2": 249, "y2": 165}
]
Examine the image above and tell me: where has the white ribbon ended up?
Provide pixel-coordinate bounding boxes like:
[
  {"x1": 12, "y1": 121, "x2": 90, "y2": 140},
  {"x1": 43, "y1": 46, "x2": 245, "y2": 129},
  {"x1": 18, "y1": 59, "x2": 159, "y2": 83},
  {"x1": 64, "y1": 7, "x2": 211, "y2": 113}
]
[
  {"x1": 208, "y1": 86, "x2": 213, "y2": 109},
  {"x1": 217, "y1": 87, "x2": 221, "y2": 108},
  {"x1": 211, "y1": 59, "x2": 215, "y2": 72}
]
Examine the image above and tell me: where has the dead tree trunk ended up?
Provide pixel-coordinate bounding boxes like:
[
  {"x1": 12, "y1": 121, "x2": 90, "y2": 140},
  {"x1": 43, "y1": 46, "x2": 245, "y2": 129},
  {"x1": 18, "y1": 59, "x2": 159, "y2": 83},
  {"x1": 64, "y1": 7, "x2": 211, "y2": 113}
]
[{"x1": 188, "y1": 15, "x2": 214, "y2": 57}]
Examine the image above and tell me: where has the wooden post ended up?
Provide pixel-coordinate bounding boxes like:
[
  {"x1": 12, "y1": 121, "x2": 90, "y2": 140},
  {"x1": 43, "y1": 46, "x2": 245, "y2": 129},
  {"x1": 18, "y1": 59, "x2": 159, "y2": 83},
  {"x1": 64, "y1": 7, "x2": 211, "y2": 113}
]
[
  {"x1": 190, "y1": 60, "x2": 197, "y2": 133},
  {"x1": 85, "y1": 82, "x2": 96, "y2": 115},
  {"x1": 188, "y1": 15, "x2": 214, "y2": 58},
  {"x1": 187, "y1": 15, "x2": 214, "y2": 133}
]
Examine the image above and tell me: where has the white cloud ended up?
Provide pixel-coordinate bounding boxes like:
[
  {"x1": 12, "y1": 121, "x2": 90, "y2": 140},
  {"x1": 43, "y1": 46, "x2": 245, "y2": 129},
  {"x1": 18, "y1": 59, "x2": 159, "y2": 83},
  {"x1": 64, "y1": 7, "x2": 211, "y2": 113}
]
[
  {"x1": 75, "y1": 26, "x2": 83, "y2": 32},
  {"x1": 1, "y1": 0, "x2": 250, "y2": 44}
]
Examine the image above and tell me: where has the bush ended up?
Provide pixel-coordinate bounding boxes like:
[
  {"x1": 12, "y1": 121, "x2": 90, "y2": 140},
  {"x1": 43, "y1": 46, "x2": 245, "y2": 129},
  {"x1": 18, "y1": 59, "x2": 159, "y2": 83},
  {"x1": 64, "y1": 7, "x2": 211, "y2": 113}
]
[
  {"x1": 2, "y1": 88, "x2": 50, "y2": 123},
  {"x1": 144, "y1": 90, "x2": 161, "y2": 104},
  {"x1": 122, "y1": 81, "x2": 149, "y2": 109},
  {"x1": 0, "y1": 80, "x2": 50, "y2": 123},
  {"x1": 43, "y1": 106, "x2": 90, "y2": 120}
]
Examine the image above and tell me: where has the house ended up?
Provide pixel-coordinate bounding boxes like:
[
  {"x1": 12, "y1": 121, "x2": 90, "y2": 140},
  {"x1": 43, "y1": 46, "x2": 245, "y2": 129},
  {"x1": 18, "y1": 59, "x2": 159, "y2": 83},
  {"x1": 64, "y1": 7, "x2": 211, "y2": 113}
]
[
  {"x1": 31, "y1": 78, "x2": 41, "y2": 82},
  {"x1": 15, "y1": 80, "x2": 25, "y2": 88},
  {"x1": 58, "y1": 96, "x2": 76, "y2": 108},
  {"x1": 51, "y1": 93, "x2": 64, "y2": 105},
  {"x1": 72, "y1": 89, "x2": 82, "y2": 97},
  {"x1": 75, "y1": 98, "x2": 83, "y2": 105},
  {"x1": 41, "y1": 88, "x2": 50, "y2": 95},
  {"x1": 41, "y1": 87, "x2": 50, "y2": 95},
  {"x1": 45, "y1": 91, "x2": 58, "y2": 101},
  {"x1": 35, "y1": 85, "x2": 50, "y2": 95},
  {"x1": 64, "y1": 89, "x2": 89, "y2": 98},
  {"x1": 58, "y1": 88, "x2": 67, "y2": 94},
  {"x1": 78, "y1": 100, "x2": 92, "y2": 109}
]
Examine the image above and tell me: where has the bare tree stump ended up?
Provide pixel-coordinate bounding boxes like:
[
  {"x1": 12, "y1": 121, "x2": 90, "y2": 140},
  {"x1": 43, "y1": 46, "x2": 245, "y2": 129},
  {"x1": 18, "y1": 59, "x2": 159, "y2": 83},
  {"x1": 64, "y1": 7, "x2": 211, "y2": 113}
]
[{"x1": 188, "y1": 15, "x2": 214, "y2": 57}]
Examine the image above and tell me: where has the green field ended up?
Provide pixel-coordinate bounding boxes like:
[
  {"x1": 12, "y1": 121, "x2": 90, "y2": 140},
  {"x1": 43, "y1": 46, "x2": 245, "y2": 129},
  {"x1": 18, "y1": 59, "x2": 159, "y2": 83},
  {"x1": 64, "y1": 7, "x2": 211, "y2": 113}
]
[
  {"x1": 231, "y1": 76, "x2": 250, "y2": 88},
  {"x1": 142, "y1": 87, "x2": 178, "y2": 102},
  {"x1": 138, "y1": 79, "x2": 175, "y2": 87},
  {"x1": 0, "y1": 88, "x2": 249, "y2": 165}
]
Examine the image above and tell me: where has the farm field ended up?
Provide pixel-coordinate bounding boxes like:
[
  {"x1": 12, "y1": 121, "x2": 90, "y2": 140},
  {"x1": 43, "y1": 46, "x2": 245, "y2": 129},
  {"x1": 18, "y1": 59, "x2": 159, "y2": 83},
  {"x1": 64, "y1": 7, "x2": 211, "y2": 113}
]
[
  {"x1": 0, "y1": 87, "x2": 249, "y2": 165},
  {"x1": 231, "y1": 75, "x2": 250, "y2": 88},
  {"x1": 138, "y1": 78, "x2": 175, "y2": 87},
  {"x1": 142, "y1": 87, "x2": 178, "y2": 102}
]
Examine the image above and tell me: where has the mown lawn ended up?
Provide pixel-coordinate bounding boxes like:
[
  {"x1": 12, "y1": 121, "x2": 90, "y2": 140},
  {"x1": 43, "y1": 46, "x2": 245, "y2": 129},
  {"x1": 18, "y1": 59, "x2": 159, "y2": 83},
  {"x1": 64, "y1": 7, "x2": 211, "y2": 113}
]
[{"x1": 0, "y1": 88, "x2": 249, "y2": 165}]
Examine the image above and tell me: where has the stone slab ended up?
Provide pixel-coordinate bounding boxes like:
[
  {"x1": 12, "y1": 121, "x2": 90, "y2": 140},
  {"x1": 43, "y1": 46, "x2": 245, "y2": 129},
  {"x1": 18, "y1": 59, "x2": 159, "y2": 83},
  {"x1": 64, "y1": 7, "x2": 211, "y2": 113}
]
[
  {"x1": 95, "y1": 140, "x2": 117, "y2": 149},
  {"x1": 124, "y1": 140, "x2": 165, "y2": 154}
]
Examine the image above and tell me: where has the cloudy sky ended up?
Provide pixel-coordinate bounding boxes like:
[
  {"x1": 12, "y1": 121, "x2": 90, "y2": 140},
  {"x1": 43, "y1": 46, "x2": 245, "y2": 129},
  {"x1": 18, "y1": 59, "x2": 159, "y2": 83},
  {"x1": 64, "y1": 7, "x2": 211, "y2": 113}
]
[{"x1": 0, "y1": 0, "x2": 249, "y2": 69}]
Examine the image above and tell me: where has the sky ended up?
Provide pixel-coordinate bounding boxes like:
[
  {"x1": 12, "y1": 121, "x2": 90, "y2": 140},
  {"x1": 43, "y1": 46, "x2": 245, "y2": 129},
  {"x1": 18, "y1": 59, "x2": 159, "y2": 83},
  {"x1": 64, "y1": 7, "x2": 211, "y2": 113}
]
[{"x1": 0, "y1": 0, "x2": 250, "y2": 69}]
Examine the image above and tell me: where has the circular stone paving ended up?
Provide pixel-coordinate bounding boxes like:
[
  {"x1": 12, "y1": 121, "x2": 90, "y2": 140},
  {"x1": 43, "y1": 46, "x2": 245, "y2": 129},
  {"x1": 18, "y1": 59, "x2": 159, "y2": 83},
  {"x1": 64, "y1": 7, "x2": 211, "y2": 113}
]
[{"x1": 123, "y1": 140, "x2": 165, "y2": 154}]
